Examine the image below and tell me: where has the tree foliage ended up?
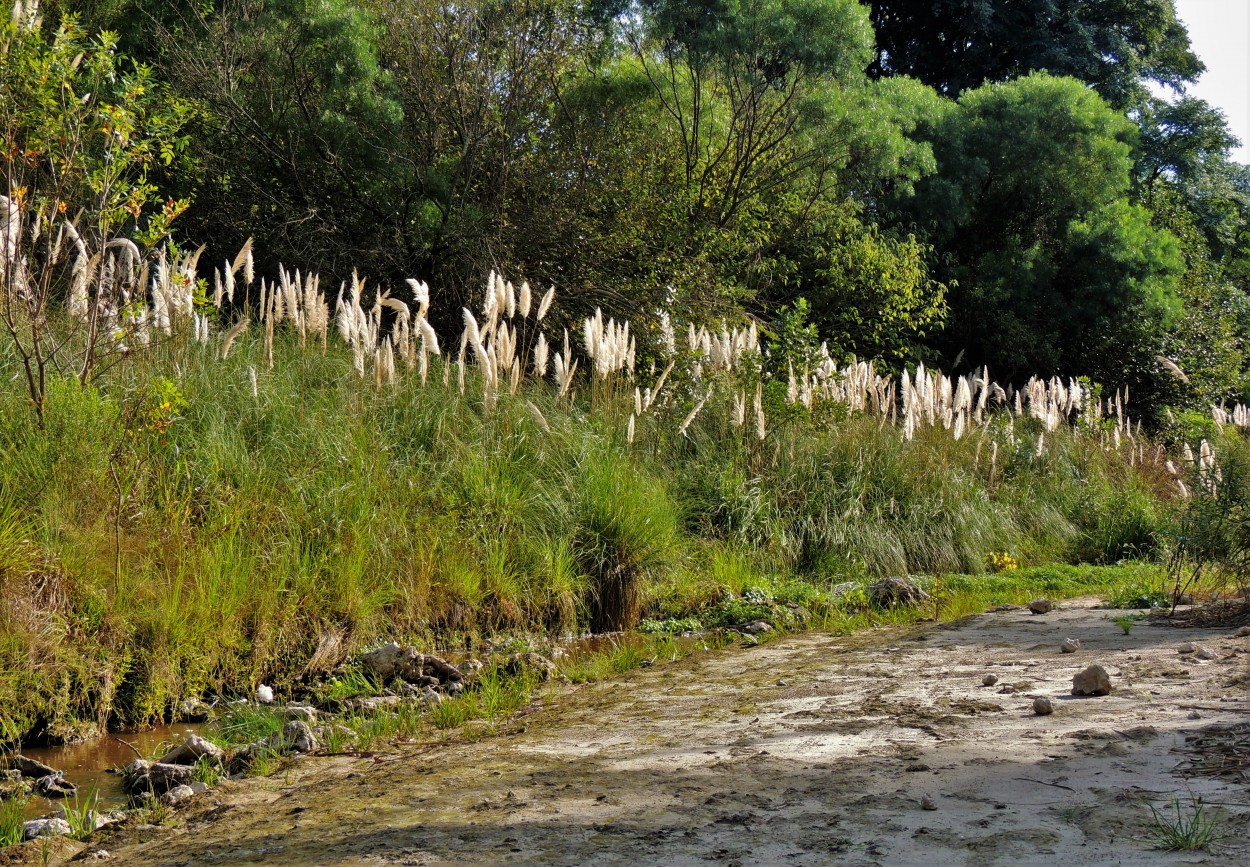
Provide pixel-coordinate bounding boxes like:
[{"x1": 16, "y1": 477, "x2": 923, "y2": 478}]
[
  {"x1": 866, "y1": 0, "x2": 1202, "y2": 106},
  {"x1": 896, "y1": 73, "x2": 1183, "y2": 384}
]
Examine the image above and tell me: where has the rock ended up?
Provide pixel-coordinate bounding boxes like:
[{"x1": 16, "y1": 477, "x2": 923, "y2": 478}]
[
  {"x1": 1032, "y1": 696, "x2": 1054, "y2": 715},
  {"x1": 982, "y1": 674, "x2": 999, "y2": 686},
  {"x1": 420, "y1": 687, "x2": 443, "y2": 706},
  {"x1": 776, "y1": 679, "x2": 788, "y2": 687},
  {"x1": 462, "y1": 658, "x2": 485, "y2": 674},
  {"x1": 158, "y1": 734, "x2": 225, "y2": 766},
  {"x1": 1060, "y1": 638, "x2": 1081, "y2": 653},
  {"x1": 123, "y1": 760, "x2": 195, "y2": 796},
  {"x1": 423, "y1": 654, "x2": 466, "y2": 685},
  {"x1": 1028, "y1": 599, "x2": 1054, "y2": 615},
  {"x1": 272, "y1": 720, "x2": 318, "y2": 754},
  {"x1": 446, "y1": 680, "x2": 466, "y2": 695},
  {"x1": 1188, "y1": 710, "x2": 1202, "y2": 720},
  {"x1": 830, "y1": 581, "x2": 860, "y2": 599},
  {"x1": 347, "y1": 695, "x2": 401, "y2": 712},
  {"x1": 359, "y1": 642, "x2": 466, "y2": 686},
  {"x1": 279, "y1": 704, "x2": 318, "y2": 722},
  {"x1": 741, "y1": 620, "x2": 773, "y2": 635},
  {"x1": 1235, "y1": 626, "x2": 1250, "y2": 638},
  {"x1": 88, "y1": 849, "x2": 111, "y2": 860},
  {"x1": 360, "y1": 642, "x2": 425, "y2": 682},
  {"x1": 23, "y1": 818, "x2": 72, "y2": 840},
  {"x1": 502, "y1": 652, "x2": 558, "y2": 681},
  {"x1": 997, "y1": 684, "x2": 1017, "y2": 694},
  {"x1": 1071, "y1": 664, "x2": 1112, "y2": 696},
  {"x1": 4, "y1": 754, "x2": 59, "y2": 778},
  {"x1": 255, "y1": 684, "x2": 275, "y2": 704},
  {"x1": 179, "y1": 698, "x2": 212, "y2": 722},
  {"x1": 1195, "y1": 646, "x2": 1219, "y2": 660},
  {"x1": 869, "y1": 577, "x2": 928, "y2": 608},
  {"x1": 1178, "y1": 642, "x2": 1198, "y2": 654},
  {"x1": 160, "y1": 784, "x2": 195, "y2": 807},
  {"x1": 34, "y1": 772, "x2": 77, "y2": 798},
  {"x1": 919, "y1": 795, "x2": 937, "y2": 811},
  {"x1": 188, "y1": 781, "x2": 210, "y2": 795}
]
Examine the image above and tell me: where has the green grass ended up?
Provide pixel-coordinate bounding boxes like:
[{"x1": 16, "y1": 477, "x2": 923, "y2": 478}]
[
  {"x1": 1147, "y1": 794, "x2": 1221, "y2": 852},
  {"x1": 0, "y1": 795, "x2": 24, "y2": 847},
  {"x1": 62, "y1": 783, "x2": 100, "y2": 841},
  {"x1": 0, "y1": 326, "x2": 1185, "y2": 746}
]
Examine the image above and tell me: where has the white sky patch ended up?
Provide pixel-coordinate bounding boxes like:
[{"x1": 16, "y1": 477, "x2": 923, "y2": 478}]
[{"x1": 1173, "y1": 0, "x2": 1250, "y2": 164}]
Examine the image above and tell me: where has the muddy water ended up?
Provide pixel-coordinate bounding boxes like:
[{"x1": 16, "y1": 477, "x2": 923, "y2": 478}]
[{"x1": 17, "y1": 723, "x2": 204, "y2": 820}]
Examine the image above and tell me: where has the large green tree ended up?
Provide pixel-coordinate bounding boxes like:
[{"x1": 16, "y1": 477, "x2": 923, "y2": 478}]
[
  {"x1": 896, "y1": 73, "x2": 1184, "y2": 385},
  {"x1": 866, "y1": 0, "x2": 1201, "y2": 107}
]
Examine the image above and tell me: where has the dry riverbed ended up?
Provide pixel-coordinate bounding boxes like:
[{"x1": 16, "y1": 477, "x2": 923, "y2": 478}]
[{"x1": 35, "y1": 599, "x2": 1250, "y2": 865}]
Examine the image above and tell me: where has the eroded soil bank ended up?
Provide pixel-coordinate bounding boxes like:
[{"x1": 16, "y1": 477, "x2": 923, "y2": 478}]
[{"x1": 64, "y1": 600, "x2": 1250, "y2": 865}]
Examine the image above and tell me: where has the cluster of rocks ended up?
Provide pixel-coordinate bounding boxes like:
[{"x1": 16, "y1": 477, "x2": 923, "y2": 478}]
[
  {"x1": 358, "y1": 642, "x2": 468, "y2": 693},
  {"x1": 2, "y1": 755, "x2": 130, "y2": 842},
  {"x1": 124, "y1": 734, "x2": 224, "y2": 802},
  {"x1": 1177, "y1": 641, "x2": 1220, "y2": 660},
  {"x1": 1, "y1": 755, "x2": 78, "y2": 801}
]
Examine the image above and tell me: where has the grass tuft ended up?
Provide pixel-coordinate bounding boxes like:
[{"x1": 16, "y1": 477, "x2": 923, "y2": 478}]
[{"x1": 1147, "y1": 793, "x2": 1221, "y2": 852}]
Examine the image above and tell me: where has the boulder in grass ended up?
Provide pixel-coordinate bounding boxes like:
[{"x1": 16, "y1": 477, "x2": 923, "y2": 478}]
[
  {"x1": 360, "y1": 642, "x2": 425, "y2": 682},
  {"x1": 279, "y1": 705, "x2": 318, "y2": 723},
  {"x1": 159, "y1": 734, "x2": 225, "y2": 766},
  {"x1": 869, "y1": 577, "x2": 928, "y2": 608},
  {"x1": 160, "y1": 784, "x2": 196, "y2": 807},
  {"x1": 266, "y1": 720, "x2": 318, "y2": 755},
  {"x1": 1071, "y1": 664, "x2": 1112, "y2": 696}
]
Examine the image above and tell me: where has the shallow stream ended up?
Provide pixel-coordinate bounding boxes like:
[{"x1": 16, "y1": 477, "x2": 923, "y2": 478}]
[{"x1": 17, "y1": 723, "x2": 204, "y2": 821}]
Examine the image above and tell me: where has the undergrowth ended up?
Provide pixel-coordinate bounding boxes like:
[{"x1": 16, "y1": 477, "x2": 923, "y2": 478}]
[{"x1": 0, "y1": 334, "x2": 1183, "y2": 745}]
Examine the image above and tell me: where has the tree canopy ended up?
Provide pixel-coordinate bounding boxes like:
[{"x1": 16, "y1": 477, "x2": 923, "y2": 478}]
[{"x1": 8, "y1": 0, "x2": 1249, "y2": 415}]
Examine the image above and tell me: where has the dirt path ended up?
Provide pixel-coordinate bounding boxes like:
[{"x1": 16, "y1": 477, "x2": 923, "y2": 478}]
[{"x1": 97, "y1": 600, "x2": 1250, "y2": 865}]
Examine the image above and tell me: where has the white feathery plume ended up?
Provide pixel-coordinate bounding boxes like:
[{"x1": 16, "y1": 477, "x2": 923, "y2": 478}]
[
  {"x1": 533, "y1": 332, "x2": 549, "y2": 378},
  {"x1": 416, "y1": 316, "x2": 440, "y2": 355},
  {"x1": 536, "y1": 286, "x2": 556, "y2": 321},
  {"x1": 527, "y1": 400, "x2": 550, "y2": 433},
  {"x1": 679, "y1": 396, "x2": 708, "y2": 436},
  {"x1": 221, "y1": 319, "x2": 248, "y2": 359}
]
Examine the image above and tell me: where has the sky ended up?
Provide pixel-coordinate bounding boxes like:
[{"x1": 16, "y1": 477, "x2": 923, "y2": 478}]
[{"x1": 1173, "y1": 0, "x2": 1250, "y2": 164}]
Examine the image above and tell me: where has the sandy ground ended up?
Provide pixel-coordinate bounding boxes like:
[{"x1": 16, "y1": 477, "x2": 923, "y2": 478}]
[{"x1": 71, "y1": 599, "x2": 1250, "y2": 865}]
